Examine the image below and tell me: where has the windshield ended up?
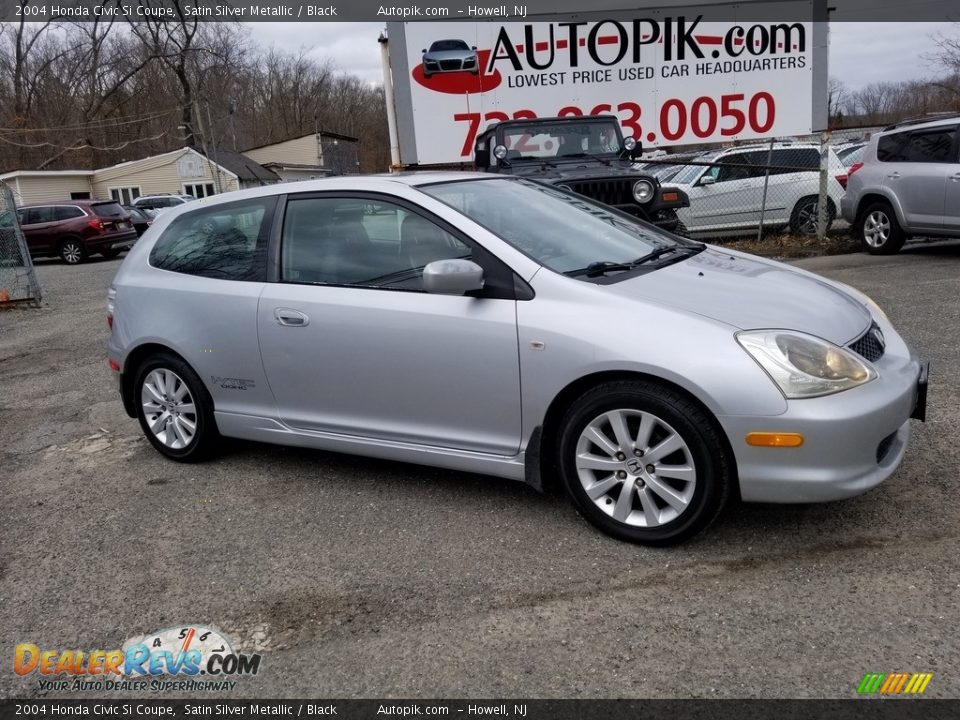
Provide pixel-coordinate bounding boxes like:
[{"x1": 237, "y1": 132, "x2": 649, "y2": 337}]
[
  {"x1": 421, "y1": 178, "x2": 688, "y2": 275},
  {"x1": 430, "y1": 40, "x2": 469, "y2": 51},
  {"x1": 500, "y1": 121, "x2": 621, "y2": 160},
  {"x1": 669, "y1": 153, "x2": 721, "y2": 185}
]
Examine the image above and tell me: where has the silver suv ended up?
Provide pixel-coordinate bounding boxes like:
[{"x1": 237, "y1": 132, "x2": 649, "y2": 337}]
[
  {"x1": 842, "y1": 115, "x2": 960, "y2": 254},
  {"x1": 108, "y1": 174, "x2": 927, "y2": 545}
]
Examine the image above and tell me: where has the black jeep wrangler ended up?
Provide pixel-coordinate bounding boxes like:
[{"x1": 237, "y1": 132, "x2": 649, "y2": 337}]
[{"x1": 474, "y1": 115, "x2": 690, "y2": 236}]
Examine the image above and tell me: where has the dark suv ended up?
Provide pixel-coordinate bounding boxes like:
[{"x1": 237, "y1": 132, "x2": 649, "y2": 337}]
[
  {"x1": 474, "y1": 115, "x2": 690, "y2": 235},
  {"x1": 14, "y1": 200, "x2": 138, "y2": 264}
]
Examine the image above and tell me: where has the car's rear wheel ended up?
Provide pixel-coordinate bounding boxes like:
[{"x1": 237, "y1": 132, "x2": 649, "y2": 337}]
[
  {"x1": 557, "y1": 380, "x2": 731, "y2": 545},
  {"x1": 858, "y1": 201, "x2": 905, "y2": 255},
  {"x1": 59, "y1": 238, "x2": 86, "y2": 265},
  {"x1": 134, "y1": 353, "x2": 219, "y2": 462},
  {"x1": 790, "y1": 196, "x2": 834, "y2": 236}
]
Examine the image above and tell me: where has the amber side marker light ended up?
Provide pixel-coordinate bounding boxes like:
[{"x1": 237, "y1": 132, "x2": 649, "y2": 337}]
[
  {"x1": 745, "y1": 432, "x2": 805, "y2": 448},
  {"x1": 662, "y1": 191, "x2": 680, "y2": 202}
]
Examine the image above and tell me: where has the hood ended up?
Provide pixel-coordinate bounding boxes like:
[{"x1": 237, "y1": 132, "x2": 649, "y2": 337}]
[{"x1": 605, "y1": 248, "x2": 871, "y2": 345}]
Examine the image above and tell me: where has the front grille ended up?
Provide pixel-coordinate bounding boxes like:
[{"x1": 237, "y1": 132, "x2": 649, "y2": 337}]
[
  {"x1": 848, "y1": 321, "x2": 885, "y2": 363},
  {"x1": 876, "y1": 431, "x2": 897, "y2": 464},
  {"x1": 439, "y1": 60, "x2": 462, "y2": 71},
  {"x1": 566, "y1": 179, "x2": 635, "y2": 207}
]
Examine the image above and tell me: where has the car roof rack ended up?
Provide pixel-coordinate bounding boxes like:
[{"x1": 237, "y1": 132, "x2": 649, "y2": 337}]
[{"x1": 883, "y1": 112, "x2": 960, "y2": 131}]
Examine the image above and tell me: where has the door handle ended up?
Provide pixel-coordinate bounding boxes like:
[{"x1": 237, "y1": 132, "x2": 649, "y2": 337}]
[
  {"x1": 950, "y1": 173, "x2": 960, "y2": 182},
  {"x1": 274, "y1": 308, "x2": 309, "y2": 327},
  {"x1": 886, "y1": 172, "x2": 901, "y2": 180}
]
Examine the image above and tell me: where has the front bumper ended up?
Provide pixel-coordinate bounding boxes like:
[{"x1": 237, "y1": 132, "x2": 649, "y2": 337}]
[{"x1": 719, "y1": 329, "x2": 927, "y2": 504}]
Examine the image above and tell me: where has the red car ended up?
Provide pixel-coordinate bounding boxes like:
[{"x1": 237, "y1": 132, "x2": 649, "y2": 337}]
[{"x1": 14, "y1": 199, "x2": 139, "y2": 264}]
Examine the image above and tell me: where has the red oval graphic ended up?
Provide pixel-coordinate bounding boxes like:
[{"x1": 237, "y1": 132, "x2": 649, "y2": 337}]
[{"x1": 412, "y1": 49, "x2": 501, "y2": 95}]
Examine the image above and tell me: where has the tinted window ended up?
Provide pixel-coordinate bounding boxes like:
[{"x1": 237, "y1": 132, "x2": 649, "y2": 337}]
[
  {"x1": 281, "y1": 197, "x2": 470, "y2": 289},
  {"x1": 149, "y1": 197, "x2": 273, "y2": 281},
  {"x1": 92, "y1": 202, "x2": 126, "y2": 218},
  {"x1": 875, "y1": 129, "x2": 955, "y2": 163},
  {"x1": 23, "y1": 207, "x2": 56, "y2": 224},
  {"x1": 707, "y1": 152, "x2": 763, "y2": 183},
  {"x1": 901, "y1": 127, "x2": 957, "y2": 163},
  {"x1": 53, "y1": 206, "x2": 85, "y2": 221},
  {"x1": 771, "y1": 148, "x2": 819, "y2": 173}
]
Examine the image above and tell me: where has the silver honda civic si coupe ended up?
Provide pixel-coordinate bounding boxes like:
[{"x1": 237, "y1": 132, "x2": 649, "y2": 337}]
[{"x1": 107, "y1": 173, "x2": 928, "y2": 544}]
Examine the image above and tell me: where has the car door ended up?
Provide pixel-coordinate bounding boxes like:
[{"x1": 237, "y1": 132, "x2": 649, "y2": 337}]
[
  {"x1": 20, "y1": 206, "x2": 58, "y2": 254},
  {"x1": 257, "y1": 193, "x2": 523, "y2": 456},
  {"x1": 879, "y1": 125, "x2": 957, "y2": 230},
  {"x1": 684, "y1": 151, "x2": 766, "y2": 232},
  {"x1": 940, "y1": 127, "x2": 960, "y2": 232}
]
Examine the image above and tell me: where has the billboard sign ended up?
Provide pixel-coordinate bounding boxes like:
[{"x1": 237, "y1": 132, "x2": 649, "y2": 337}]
[{"x1": 387, "y1": 8, "x2": 826, "y2": 165}]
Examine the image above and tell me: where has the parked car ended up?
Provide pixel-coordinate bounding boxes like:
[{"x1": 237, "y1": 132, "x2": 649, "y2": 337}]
[
  {"x1": 841, "y1": 115, "x2": 960, "y2": 254},
  {"x1": 668, "y1": 144, "x2": 847, "y2": 238},
  {"x1": 107, "y1": 174, "x2": 927, "y2": 545},
  {"x1": 836, "y1": 142, "x2": 867, "y2": 167},
  {"x1": 15, "y1": 200, "x2": 137, "y2": 264},
  {"x1": 421, "y1": 39, "x2": 479, "y2": 77},
  {"x1": 132, "y1": 194, "x2": 195, "y2": 211},
  {"x1": 474, "y1": 115, "x2": 691, "y2": 235},
  {"x1": 123, "y1": 205, "x2": 157, "y2": 236}
]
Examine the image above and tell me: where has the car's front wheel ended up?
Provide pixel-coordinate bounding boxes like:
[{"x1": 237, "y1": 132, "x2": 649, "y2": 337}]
[
  {"x1": 134, "y1": 353, "x2": 219, "y2": 462},
  {"x1": 558, "y1": 380, "x2": 731, "y2": 545},
  {"x1": 858, "y1": 201, "x2": 905, "y2": 255}
]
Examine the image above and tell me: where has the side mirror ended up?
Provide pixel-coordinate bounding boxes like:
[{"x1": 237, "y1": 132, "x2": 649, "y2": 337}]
[
  {"x1": 421, "y1": 48, "x2": 427, "y2": 53},
  {"x1": 423, "y1": 259, "x2": 484, "y2": 295},
  {"x1": 698, "y1": 175, "x2": 716, "y2": 187},
  {"x1": 471, "y1": 46, "x2": 477, "y2": 51}
]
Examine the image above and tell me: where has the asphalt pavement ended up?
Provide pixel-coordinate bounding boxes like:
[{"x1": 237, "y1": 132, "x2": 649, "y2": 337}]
[{"x1": 1, "y1": 242, "x2": 958, "y2": 699}]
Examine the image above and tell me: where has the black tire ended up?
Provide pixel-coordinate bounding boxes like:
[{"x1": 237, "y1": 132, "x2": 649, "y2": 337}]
[
  {"x1": 557, "y1": 380, "x2": 732, "y2": 545},
  {"x1": 134, "y1": 352, "x2": 220, "y2": 462},
  {"x1": 789, "y1": 196, "x2": 835, "y2": 236},
  {"x1": 672, "y1": 218, "x2": 691, "y2": 239},
  {"x1": 857, "y1": 201, "x2": 905, "y2": 255},
  {"x1": 59, "y1": 237, "x2": 87, "y2": 265}
]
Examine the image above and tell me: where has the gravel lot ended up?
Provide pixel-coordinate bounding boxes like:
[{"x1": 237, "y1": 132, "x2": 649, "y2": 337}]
[{"x1": 1, "y1": 243, "x2": 958, "y2": 700}]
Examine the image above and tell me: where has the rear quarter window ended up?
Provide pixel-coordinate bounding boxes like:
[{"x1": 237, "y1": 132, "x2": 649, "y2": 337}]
[
  {"x1": 149, "y1": 197, "x2": 275, "y2": 281},
  {"x1": 92, "y1": 202, "x2": 126, "y2": 218},
  {"x1": 53, "y1": 206, "x2": 85, "y2": 221}
]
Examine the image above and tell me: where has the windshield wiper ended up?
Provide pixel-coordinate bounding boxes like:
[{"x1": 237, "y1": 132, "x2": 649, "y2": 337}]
[
  {"x1": 565, "y1": 261, "x2": 635, "y2": 278},
  {"x1": 632, "y1": 244, "x2": 704, "y2": 266}
]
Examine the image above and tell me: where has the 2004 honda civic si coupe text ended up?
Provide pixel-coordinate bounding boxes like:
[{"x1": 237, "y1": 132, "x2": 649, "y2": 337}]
[{"x1": 106, "y1": 174, "x2": 928, "y2": 545}]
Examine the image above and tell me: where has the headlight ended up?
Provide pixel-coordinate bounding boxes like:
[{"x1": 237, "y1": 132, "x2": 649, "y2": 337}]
[
  {"x1": 632, "y1": 180, "x2": 654, "y2": 203},
  {"x1": 737, "y1": 330, "x2": 876, "y2": 398}
]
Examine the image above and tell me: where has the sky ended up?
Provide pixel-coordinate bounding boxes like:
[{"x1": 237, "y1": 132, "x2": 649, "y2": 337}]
[{"x1": 247, "y1": 21, "x2": 953, "y2": 90}]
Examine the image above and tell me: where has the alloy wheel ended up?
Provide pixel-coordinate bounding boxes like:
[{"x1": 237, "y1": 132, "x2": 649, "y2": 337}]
[
  {"x1": 796, "y1": 201, "x2": 820, "y2": 235},
  {"x1": 863, "y1": 210, "x2": 891, "y2": 248},
  {"x1": 140, "y1": 369, "x2": 198, "y2": 450},
  {"x1": 61, "y1": 241, "x2": 83, "y2": 264},
  {"x1": 575, "y1": 409, "x2": 697, "y2": 528}
]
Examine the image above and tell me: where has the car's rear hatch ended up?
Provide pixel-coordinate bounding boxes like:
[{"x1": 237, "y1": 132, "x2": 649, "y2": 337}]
[{"x1": 91, "y1": 201, "x2": 134, "y2": 233}]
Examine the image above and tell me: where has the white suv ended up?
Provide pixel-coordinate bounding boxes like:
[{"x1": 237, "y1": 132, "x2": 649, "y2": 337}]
[
  {"x1": 133, "y1": 194, "x2": 196, "y2": 211},
  {"x1": 668, "y1": 144, "x2": 846, "y2": 238}
]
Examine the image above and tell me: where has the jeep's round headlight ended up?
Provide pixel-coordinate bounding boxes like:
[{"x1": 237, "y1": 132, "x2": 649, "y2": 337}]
[
  {"x1": 624, "y1": 137, "x2": 637, "y2": 151},
  {"x1": 632, "y1": 179, "x2": 654, "y2": 203},
  {"x1": 737, "y1": 330, "x2": 876, "y2": 398},
  {"x1": 493, "y1": 144, "x2": 508, "y2": 160}
]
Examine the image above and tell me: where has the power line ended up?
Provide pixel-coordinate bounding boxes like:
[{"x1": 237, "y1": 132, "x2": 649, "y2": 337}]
[
  {"x1": 0, "y1": 131, "x2": 170, "y2": 151},
  {"x1": 0, "y1": 108, "x2": 184, "y2": 135}
]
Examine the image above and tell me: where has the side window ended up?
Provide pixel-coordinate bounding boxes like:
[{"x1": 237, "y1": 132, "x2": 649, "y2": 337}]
[
  {"x1": 715, "y1": 153, "x2": 757, "y2": 183},
  {"x1": 771, "y1": 148, "x2": 819, "y2": 175},
  {"x1": 877, "y1": 132, "x2": 909, "y2": 162},
  {"x1": 24, "y1": 207, "x2": 56, "y2": 224},
  {"x1": 149, "y1": 197, "x2": 273, "y2": 281},
  {"x1": 902, "y1": 127, "x2": 957, "y2": 163},
  {"x1": 53, "y1": 206, "x2": 85, "y2": 221},
  {"x1": 281, "y1": 196, "x2": 470, "y2": 290}
]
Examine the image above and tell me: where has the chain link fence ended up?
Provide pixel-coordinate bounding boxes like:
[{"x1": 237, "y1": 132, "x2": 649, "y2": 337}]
[
  {"x1": 0, "y1": 182, "x2": 42, "y2": 307},
  {"x1": 637, "y1": 127, "x2": 874, "y2": 242}
]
